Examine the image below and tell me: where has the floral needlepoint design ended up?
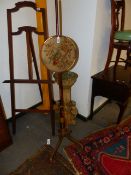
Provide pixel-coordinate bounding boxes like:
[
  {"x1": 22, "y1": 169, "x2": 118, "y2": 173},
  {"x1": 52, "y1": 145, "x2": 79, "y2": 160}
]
[{"x1": 41, "y1": 36, "x2": 79, "y2": 72}]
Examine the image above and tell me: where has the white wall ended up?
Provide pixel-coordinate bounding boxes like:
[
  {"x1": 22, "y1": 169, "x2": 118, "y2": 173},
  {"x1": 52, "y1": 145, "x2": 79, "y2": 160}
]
[
  {"x1": 90, "y1": 0, "x2": 111, "y2": 110},
  {"x1": 61, "y1": 0, "x2": 98, "y2": 117},
  {"x1": 0, "y1": 0, "x2": 41, "y2": 118}
]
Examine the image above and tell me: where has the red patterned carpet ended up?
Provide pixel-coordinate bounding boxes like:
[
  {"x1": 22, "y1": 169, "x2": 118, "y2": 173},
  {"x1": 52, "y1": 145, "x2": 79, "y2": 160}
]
[{"x1": 64, "y1": 117, "x2": 131, "y2": 175}]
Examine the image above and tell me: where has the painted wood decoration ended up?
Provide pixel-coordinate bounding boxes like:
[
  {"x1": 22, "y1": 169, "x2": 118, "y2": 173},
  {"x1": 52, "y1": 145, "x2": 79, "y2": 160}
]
[{"x1": 35, "y1": 0, "x2": 50, "y2": 110}]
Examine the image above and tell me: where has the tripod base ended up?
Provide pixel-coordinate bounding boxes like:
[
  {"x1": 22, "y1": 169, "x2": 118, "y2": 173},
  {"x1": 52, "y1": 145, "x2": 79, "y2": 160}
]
[{"x1": 50, "y1": 129, "x2": 83, "y2": 162}]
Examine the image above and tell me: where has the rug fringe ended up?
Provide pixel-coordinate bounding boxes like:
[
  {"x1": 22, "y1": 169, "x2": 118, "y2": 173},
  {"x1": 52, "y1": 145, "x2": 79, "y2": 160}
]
[{"x1": 63, "y1": 148, "x2": 83, "y2": 175}]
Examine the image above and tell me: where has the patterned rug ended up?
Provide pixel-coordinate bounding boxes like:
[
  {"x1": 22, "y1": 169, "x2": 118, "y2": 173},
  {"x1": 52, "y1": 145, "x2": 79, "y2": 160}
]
[
  {"x1": 9, "y1": 145, "x2": 75, "y2": 175},
  {"x1": 64, "y1": 117, "x2": 131, "y2": 175}
]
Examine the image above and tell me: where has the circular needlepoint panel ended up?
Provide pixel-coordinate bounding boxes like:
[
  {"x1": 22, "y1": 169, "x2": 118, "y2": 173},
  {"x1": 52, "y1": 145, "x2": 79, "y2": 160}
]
[{"x1": 41, "y1": 35, "x2": 79, "y2": 72}]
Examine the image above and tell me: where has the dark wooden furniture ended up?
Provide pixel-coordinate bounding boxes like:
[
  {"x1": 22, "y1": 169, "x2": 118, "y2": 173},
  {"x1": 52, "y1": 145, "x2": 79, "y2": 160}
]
[
  {"x1": 0, "y1": 96, "x2": 12, "y2": 151},
  {"x1": 89, "y1": 65, "x2": 131, "y2": 123},
  {"x1": 105, "y1": 0, "x2": 131, "y2": 70},
  {"x1": 3, "y1": 1, "x2": 55, "y2": 135}
]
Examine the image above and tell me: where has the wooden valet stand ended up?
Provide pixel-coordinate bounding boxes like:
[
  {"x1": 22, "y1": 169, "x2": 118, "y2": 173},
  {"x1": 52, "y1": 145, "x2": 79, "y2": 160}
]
[{"x1": 41, "y1": 0, "x2": 83, "y2": 161}]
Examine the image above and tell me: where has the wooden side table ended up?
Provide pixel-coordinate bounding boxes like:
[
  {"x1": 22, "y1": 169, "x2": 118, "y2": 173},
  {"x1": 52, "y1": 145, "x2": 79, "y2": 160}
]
[
  {"x1": 89, "y1": 65, "x2": 131, "y2": 123},
  {"x1": 0, "y1": 96, "x2": 12, "y2": 151}
]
